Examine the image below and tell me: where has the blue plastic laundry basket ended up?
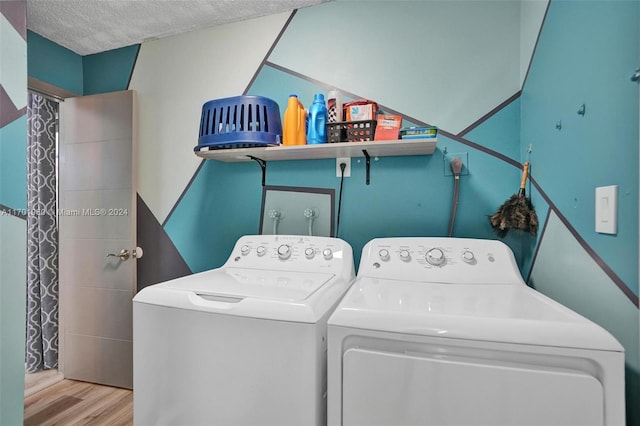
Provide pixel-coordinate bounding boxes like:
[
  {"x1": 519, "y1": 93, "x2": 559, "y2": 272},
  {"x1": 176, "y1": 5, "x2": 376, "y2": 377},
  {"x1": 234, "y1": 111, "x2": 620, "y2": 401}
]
[{"x1": 195, "y1": 95, "x2": 282, "y2": 150}]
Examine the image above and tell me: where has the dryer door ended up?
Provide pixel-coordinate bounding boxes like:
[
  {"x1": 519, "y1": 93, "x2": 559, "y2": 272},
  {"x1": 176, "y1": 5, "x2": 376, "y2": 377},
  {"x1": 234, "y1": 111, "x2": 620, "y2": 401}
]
[{"x1": 342, "y1": 348, "x2": 604, "y2": 426}]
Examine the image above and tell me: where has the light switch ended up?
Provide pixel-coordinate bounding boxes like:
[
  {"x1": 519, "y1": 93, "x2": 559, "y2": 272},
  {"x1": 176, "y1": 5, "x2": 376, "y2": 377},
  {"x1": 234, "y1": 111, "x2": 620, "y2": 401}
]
[{"x1": 595, "y1": 185, "x2": 618, "y2": 234}]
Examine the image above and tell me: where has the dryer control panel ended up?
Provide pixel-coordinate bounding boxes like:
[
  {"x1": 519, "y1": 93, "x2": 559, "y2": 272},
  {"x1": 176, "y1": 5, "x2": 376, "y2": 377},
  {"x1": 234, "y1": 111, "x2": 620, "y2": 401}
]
[
  {"x1": 224, "y1": 234, "x2": 354, "y2": 276},
  {"x1": 358, "y1": 237, "x2": 524, "y2": 285}
]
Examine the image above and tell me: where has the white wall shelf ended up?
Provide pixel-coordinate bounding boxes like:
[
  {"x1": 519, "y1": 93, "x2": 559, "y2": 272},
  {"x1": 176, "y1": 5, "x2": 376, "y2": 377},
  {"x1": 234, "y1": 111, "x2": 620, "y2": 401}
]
[{"x1": 194, "y1": 138, "x2": 437, "y2": 163}]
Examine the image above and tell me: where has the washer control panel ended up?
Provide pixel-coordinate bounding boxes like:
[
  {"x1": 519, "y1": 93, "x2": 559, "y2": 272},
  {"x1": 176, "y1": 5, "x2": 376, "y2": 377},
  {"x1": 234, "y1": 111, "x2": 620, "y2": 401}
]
[
  {"x1": 226, "y1": 235, "x2": 354, "y2": 274},
  {"x1": 363, "y1": 237, "x2": 523, "y2": 284}
]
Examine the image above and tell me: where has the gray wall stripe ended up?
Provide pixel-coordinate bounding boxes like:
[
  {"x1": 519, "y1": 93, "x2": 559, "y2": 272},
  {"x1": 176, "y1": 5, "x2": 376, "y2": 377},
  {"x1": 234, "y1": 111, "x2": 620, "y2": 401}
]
[
  {"x1": 125, "y1": 44, "x2": 141, "y2": 91},
  {"x1": 521, "y1": 0, "x2": 552, "y2": 91},
  {"x1": 0, "y1": 85, "x2": 27, "y2": 127},
  {"x1": 529, "y1": 175, "x2": 638, "y2": 306},
  {"x1": 0, "y1": 1, "x2": 26, "y2": 40},
  {"x1": 265, "y1": 60, "x2": 523, "y2": 169},
  {"x1": 457, "y1": 91, "x2": 521, "y2": 137},
  {"x1": 526, "y1": 207, "x2": 552, "y2": 284},
  {"x1": 137, "y1": 194, "x2": 192, "y2": 291},
  {"x1": 0, "y1": 204, "x2": 27, "y2": 220}
]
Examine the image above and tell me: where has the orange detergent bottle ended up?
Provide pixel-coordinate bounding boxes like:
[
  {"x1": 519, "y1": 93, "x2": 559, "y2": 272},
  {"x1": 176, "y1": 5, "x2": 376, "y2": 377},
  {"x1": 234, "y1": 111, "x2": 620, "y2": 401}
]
[{"x1": 283, "y1": 94, "x2": 307, "y2": 145}]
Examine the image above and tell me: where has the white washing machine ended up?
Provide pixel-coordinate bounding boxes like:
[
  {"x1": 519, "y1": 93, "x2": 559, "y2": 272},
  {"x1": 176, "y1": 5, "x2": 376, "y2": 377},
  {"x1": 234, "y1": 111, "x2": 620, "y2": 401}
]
[
  {"x1": 327, "y1": 237, "x2": 625, "y2": 426},
  {"x1": 133, "y1": 234, "x2": 354, "y2": 426}
]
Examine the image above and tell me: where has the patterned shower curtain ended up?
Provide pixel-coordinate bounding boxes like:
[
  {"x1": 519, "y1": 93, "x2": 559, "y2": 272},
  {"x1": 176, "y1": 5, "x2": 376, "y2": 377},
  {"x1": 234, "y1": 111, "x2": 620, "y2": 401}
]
[{"x1": 25, "y1": 93, "x2": 59, "y2": 372}]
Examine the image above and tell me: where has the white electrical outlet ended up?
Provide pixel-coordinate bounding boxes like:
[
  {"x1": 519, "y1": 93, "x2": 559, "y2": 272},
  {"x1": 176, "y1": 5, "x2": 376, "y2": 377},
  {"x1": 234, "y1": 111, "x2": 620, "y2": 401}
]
[{"x1": 336, "y1": 157, "x2": 351, "y2": 177}]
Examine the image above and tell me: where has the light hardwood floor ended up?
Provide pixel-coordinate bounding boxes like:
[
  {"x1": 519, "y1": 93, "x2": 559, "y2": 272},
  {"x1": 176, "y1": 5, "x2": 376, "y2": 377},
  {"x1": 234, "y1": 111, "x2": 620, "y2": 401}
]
[
  {"x1": 24, "y1": 371, "x2": 132, "y2": 426},
  {"x1": 25, "y1": 369, "x2": 64, "y2": 398}
]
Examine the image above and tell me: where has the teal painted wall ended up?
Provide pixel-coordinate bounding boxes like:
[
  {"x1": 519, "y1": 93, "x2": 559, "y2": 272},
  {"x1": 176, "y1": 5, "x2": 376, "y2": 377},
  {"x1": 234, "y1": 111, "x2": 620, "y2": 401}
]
[
  {"x1": 160, "y1": 2, "x2": 539, "y2": 275},
  {"x1": 162, "y1": 0, "x2": 638, "y2": 300},
  {"x1": 521, "y1": 0, "x2": 639, "y2": 423},
  {"x1": 19, "y1": 1, "x2": 640, "y2": 423},
  {"x1": 465, "y1": 97, "x2": 550, "y2": 279},
  {"x1": 27, "y1": 2, "x2": 637, "y2": 306},
  {"x1": 0, "y1": 116, "x2": 27, "y2": 210},
  {"x1": 0, "y1": 216, "x2": 27, "y2": 426},
  {"x1": 1, "y1": 1, "x2": 27, "y2": 424},
  {"x1": 27, "y1": 31, "x2": 83, "y2": 95},
  {"x1": 165, "y1": 64, "x2": 529, "y2": 273},
  {"x1": 268, "y1": 0, "x2": 523, "y2": 135},
  {"x1": 530, "y1": 212, "x2": 639, "y2": 425},
  {"x1": 83, "y1": 45, "x2": 139, "y2": 95},
  {"x1": 27, "y1": 31, "x2": 139, "y2": 96},
  {"x1": 163, "y1": 1, "x2": 638, "y2": 421},
  {"x1": 521, "y1": 0, "x2": 639, "y2": 295}
]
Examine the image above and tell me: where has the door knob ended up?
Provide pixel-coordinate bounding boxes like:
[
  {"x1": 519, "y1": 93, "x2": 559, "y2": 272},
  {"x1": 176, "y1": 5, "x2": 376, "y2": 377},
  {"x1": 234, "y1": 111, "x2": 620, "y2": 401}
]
[
  {"x1": 133, "y1": 246, "x2": 143, "y2": 259},
  {"x1": 107, "y1": 249, "x2": 130, "y2": 261},
  {"x1": 106, "y1": 247, "x2": 143, "y2": 261}
]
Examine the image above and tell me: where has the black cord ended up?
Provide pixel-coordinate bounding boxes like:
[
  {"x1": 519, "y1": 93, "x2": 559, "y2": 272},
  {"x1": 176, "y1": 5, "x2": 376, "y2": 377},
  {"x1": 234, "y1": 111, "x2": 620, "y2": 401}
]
[{"x1": 336, "y1": 162, "x2": 346, "y2": 237}]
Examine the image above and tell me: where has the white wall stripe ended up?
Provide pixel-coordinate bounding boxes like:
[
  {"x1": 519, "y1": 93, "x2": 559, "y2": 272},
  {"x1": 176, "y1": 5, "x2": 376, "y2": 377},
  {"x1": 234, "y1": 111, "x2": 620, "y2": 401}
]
[{"x1": 129, "y1": 12, "x2": 292, "y2": 223}]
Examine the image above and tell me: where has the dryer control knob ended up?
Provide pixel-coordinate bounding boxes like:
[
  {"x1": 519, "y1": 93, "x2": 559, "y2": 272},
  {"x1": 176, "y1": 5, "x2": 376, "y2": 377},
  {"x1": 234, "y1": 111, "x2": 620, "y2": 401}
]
[
  {"x1": 426, "y1": 248, "x2": 446, "y2": 266},
  {"x1": 240, "y1": 245, "x2": 251, "y2": 256},
  {"x1": 256, "y1": 246, "x2": 266, "y2": 257},
  {"x1": 305, "y1": 247, "x2": 315, "y2": 259},
  {"x1": 461, "y1": 250, "x2": 475, "y2": 264},
  {"x1": 322, "y1": 248, "x2": 333, "y2": 260},
  {"x1": 399, "y1": 249, "x2": 411, "y2": 262},
  {"x1": 378, "y1": 249, "x2": 390, "y2": 261},
  {"x1": 277, "y1": 244, "x2": 291, "y2": 260}
]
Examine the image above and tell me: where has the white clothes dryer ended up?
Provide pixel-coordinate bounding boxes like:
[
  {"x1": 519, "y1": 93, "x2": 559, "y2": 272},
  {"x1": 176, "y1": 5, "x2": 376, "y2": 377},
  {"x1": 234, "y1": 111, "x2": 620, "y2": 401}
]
[
  {"x1": 327, "y1": 237, "x2": 625, "y2": 426},
  {"x1": 133, "y1": 235, "x2": 354, "y2": 426}
]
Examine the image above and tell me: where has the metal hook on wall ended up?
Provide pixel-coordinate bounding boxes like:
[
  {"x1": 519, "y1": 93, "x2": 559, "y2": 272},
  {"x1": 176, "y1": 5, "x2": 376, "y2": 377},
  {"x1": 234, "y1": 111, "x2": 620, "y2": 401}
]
[
  {"x1": 577, "y1": 104, "x2": 586, "y2": 116},
  {"x1": 555, "y1": 120, "x2": 562, "y2": 131}
]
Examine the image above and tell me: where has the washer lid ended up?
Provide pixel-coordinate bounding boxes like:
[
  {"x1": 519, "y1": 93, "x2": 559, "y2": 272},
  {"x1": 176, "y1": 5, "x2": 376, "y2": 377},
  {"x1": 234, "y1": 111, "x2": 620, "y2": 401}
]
[
  {"x1": 133, "y1": 267, "x2": 347, "y2": 323},
  {"x1": 328, "y1": 277, "x2": 623, "y2": 352},
  {"x1": 162, "y1": 267, "x2": 334, "y2": 301}
]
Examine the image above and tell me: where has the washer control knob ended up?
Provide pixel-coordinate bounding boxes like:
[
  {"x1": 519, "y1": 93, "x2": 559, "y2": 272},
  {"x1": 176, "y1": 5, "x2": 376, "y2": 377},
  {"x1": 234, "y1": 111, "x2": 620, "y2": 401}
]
[
  {"x1": 240, "y1": 245, "x2": 251, "y2": 256},
  {"x1": 461, "y1": 250, "x2": 475, "y2": 264},
  {"x1": 277, "y1": 244, "x2": 291, "y2": 260},
  {"x1": 256, "y1": 246, "x2": 266, "y2": 257},
  {"x1": 305, "y1": 247, "x2": 315, "y2": 259},
  {"x1": 323, "y1": 248, "x2": 333, "y2": 260},
  {"x1": 426, "y1": 248, "x2": 446, "y2": 266},
  {"x1": 378, "y1": 249, "x2": 390, "y2": 261},
  {"x1": 399, "y1": 249, "x2": 411, "y2": 262}
]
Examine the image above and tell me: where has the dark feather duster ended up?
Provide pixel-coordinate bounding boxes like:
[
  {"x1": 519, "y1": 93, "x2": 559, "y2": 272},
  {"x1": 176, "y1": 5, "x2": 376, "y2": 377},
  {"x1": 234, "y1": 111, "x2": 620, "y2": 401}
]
[
  {"x1": 489, "y1": 162, "x2": 538, "y2": 238},
  {"x1": 489, "y1": 194, "x2": 538, "y2": 237}
]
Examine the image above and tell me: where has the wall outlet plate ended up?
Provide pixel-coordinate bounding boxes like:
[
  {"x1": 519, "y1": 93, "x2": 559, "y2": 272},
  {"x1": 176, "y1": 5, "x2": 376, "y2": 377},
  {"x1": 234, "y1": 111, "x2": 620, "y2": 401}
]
[
  {"x1": 444, "y1": 152, "x2": 469, "y2": 176},
  {"x1": 336, "y1": 157, "x2": 351, "y2": 177},
  {"x1": 595, "y1": 185, "x2": 617, "y2": 234}
]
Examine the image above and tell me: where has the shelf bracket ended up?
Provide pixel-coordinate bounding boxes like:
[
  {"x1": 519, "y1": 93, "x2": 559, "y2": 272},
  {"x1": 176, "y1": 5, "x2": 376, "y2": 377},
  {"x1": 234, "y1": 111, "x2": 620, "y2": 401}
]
[
  {"x1": 247, "y1": 155, "x2": 267, "y2": 186},
  {"x1": 362, "y1": 149, "x2": 371, "y2": 185}
]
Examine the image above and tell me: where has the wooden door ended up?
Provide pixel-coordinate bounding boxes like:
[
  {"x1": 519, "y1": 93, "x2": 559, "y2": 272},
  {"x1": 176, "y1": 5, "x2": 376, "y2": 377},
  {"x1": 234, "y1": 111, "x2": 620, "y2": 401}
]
[{"x1": 58, "y1": 90, "x2": 138, "y2": 388}]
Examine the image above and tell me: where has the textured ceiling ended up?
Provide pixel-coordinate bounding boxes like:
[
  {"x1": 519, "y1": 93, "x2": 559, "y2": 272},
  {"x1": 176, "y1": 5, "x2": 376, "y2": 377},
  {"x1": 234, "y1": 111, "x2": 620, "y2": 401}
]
[{"x1": 26, "y1": 0, "x2": 327, "y2": 56}]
